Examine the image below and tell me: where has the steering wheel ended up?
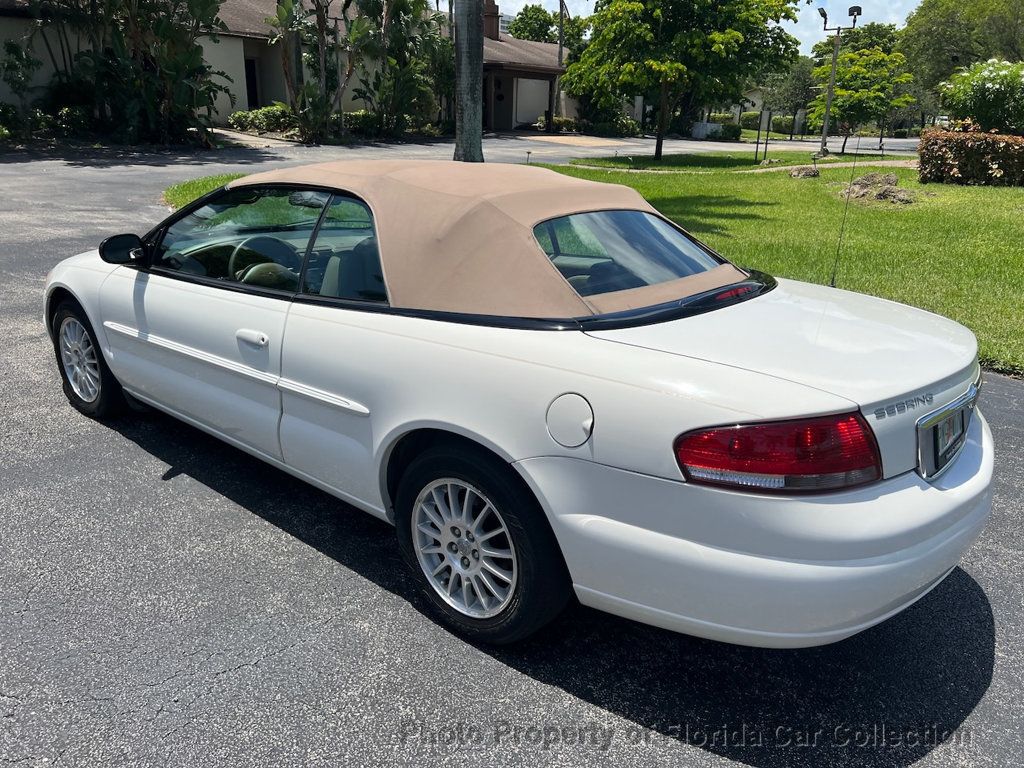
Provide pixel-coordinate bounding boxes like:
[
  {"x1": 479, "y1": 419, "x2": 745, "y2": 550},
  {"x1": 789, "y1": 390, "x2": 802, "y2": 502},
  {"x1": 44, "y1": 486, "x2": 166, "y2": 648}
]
[{"x1": 228, "y1": 236, "x2": 301, "y2": 279}]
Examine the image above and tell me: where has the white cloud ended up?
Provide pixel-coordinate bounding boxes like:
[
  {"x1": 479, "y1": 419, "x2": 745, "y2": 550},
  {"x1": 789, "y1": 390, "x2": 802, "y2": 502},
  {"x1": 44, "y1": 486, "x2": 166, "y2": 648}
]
[
  {"x1": 495, "y1": 0, "x2": 921, "y2": 54},
  {"x1": 788, "y1": 0, "x2": 919, "y2": 54}
]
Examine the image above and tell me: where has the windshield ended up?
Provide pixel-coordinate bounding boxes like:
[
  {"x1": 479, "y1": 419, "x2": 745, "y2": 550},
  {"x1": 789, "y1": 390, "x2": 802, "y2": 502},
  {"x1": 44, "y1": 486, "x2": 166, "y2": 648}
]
[{"x1": 533, "y1": 210, "x2": 723, "y2": 297}]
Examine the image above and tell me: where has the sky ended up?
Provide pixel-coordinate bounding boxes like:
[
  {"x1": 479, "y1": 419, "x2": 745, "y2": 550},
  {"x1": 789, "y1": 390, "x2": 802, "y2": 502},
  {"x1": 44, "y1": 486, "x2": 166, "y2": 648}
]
[{"x1": 496, "y1": 0, "x2": 921, "y2": 55}]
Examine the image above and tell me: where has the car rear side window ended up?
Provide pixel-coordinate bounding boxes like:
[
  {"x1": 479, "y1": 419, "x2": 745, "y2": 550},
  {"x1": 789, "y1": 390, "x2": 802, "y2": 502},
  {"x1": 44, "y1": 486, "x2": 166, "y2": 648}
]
[
  {"x1": 301, "y1": 195, "x2": 387, "y2": 303},
  {"x1": 533, "y1": 210, "x2": 722, "y2": 297}
]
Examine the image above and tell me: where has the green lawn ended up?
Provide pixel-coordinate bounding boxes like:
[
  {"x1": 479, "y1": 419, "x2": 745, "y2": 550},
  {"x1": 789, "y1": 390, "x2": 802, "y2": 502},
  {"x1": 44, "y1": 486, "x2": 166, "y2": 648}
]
[
  {"x1": 163, "y1": 173, "x2": 246, "y2": 209},
  {"x1": 572, "y1": 151, "x2": 893, "y2": 171},
  {"x1": 552, "y1": 163, "x2": 1023, "y2": 375},
  {"x1": 163, "y1": 163, "x2": 1024, "y2": 375}
]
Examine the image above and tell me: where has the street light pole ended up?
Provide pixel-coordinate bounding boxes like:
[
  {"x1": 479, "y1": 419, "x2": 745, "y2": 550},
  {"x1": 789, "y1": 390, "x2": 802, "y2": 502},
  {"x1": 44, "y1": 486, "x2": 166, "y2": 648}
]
[{"x1": 818, "y1": 6, "x2": 862, "y2": 156}]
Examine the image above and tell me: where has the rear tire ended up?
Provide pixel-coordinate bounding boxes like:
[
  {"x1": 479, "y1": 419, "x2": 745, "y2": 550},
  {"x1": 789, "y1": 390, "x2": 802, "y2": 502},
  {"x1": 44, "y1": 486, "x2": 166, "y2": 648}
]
[
  {"x1": 51, "y1": 301, "x2": 126, "y2": 419},
  {"x1": 395, "y1": 444, "x2": 571, "y2": 644}
]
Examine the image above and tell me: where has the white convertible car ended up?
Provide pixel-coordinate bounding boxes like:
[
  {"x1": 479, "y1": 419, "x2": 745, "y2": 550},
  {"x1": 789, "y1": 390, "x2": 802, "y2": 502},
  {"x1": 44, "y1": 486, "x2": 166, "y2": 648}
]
[{"x1": 45, "y1": 160, "x2": 992, "y2": 647}]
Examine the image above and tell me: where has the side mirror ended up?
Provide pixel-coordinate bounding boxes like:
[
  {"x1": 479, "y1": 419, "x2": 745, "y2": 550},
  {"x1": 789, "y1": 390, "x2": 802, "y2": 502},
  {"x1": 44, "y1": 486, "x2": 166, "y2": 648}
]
[{"x1": 99, "y1": 233, "x2": 146, "y2": 265}]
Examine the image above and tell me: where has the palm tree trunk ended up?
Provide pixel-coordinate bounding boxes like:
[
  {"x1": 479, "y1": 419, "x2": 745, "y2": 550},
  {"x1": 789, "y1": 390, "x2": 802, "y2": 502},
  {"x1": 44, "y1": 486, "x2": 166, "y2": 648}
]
[
  {"x1": 654, "y1": 79, "x2": 669, "y2": 161},
  {"x1": 453, "y1": 0, "x2": 483, "y2": 162}
]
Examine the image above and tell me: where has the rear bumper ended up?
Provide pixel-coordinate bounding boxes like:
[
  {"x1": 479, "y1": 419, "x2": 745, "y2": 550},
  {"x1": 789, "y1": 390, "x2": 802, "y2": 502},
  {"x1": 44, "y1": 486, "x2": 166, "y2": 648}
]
[{"x1": 515, "y1": 410, "x2": 993, "y2": 648}]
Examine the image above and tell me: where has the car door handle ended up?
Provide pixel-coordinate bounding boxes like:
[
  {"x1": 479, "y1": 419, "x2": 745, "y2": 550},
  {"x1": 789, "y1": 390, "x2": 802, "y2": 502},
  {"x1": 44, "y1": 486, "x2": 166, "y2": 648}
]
[{"x1": 236, "y1": 328, "x2": 270, "y2": 348}]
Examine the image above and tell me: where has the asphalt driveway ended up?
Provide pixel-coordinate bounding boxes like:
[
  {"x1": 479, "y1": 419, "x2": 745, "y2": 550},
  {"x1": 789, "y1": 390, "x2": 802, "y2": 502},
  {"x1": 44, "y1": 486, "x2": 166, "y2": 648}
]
[{"x1": 0, "y1": 140, "x2": 1019, "y2": 768}]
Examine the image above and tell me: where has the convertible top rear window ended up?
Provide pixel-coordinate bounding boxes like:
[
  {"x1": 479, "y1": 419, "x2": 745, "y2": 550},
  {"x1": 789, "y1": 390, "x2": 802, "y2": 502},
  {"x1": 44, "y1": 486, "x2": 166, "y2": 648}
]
[{"x1": 534, "y1": 211, "x2": 722, "y2": 298}]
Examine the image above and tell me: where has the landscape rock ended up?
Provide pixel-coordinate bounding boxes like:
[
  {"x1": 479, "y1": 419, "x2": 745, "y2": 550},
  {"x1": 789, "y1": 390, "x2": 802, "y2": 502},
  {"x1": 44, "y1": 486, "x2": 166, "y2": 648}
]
[
  {"x1": 875, "y1": 185, "x2": 915, "y2": 204},
  {"x1": 840, "y1": 171, "x2": 915, "y2": 204},
  {"x1": 852, "y1": 172, "x2": 899, "y2": 187},
  {"x1": 790, "y1": 166, "x2": 820, "y2": 178}
]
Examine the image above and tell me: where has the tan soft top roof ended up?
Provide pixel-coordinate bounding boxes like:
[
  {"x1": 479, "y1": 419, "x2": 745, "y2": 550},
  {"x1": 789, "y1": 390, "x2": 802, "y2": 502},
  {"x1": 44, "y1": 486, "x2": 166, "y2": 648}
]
[{"x1": 228, "y1": 160, "x2": 744, "y2": 318}]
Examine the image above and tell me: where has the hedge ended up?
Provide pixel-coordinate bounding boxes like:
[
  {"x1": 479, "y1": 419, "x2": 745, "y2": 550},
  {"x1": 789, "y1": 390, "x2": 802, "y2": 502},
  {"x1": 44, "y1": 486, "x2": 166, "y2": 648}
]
[
  {"x1": 536, "y1": 115, "x2": 578, "y2": 132},
  {"x1": 919, "y1": 129, "x2": 1024, "y2": 186},
  {"x1": 583, "y1": 115, "x2": 641, "y2": 137},
  {"x1": 771, "y1": 115, "x2": 794, "y2": 135},
  {"x1": 709, "y1": 112, "x2": 734, "y2": 124},
  {"x1": 718, "y1": 123, "x2": 742, "y2": 141},
  {"x1": 227, "y1": 104, "x2": 293, "y2": 134},
  {"x1": 740, "y1": 111, "x2": 761, "y2": 130},
  {"x1": 335, "y1": 109, "x2": 378, "y2": 137}
]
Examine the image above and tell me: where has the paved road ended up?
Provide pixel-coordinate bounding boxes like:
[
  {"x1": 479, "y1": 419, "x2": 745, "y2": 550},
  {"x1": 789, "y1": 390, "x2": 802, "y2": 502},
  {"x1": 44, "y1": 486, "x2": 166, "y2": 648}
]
[{"x1": 1, "y1": 138, "x2": 1019, "y2": 768}]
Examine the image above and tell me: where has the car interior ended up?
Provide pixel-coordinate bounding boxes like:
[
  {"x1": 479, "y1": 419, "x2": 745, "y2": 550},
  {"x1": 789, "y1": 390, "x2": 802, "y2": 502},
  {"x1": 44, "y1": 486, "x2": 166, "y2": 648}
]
[
  {"x1": 154, "y1": 189, "x2": 387, "y2": 302},
  {"x1": 534, "y1": 210, "x2": 722, "y2": 298}
]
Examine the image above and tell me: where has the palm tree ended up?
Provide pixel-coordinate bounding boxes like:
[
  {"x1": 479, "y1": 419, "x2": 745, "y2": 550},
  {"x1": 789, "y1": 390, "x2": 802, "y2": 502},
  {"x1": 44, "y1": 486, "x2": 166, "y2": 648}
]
[{"x1": 453, "y1": 0, "x2": 483, "y2": 161}]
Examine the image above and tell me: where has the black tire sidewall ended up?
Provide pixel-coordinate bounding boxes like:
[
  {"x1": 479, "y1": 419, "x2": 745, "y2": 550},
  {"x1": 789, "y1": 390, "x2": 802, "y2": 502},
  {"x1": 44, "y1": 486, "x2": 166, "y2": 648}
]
[
  {"x1": 395, "y1": 446, "x2": 570, "y2": 644},
  {"x1": 51, "y1": 302, "x2": 123, "y2": 419}
]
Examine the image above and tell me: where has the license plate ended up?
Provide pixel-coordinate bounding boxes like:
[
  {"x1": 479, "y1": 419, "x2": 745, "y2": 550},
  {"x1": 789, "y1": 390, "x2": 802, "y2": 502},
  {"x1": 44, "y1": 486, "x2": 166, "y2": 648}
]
[{"x1": 934, "y1": 409, "x2": 966, "y2": 470}]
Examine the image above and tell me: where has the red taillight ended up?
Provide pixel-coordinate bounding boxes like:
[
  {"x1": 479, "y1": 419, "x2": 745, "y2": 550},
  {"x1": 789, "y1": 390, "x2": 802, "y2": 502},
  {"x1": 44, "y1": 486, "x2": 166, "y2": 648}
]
[{"x1": 674, "y1": 413, "x2": 881, "y2": 493}]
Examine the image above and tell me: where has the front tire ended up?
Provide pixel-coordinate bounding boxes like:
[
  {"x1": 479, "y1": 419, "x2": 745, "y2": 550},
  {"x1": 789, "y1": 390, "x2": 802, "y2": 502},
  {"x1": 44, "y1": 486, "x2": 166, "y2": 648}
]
[
  {"x1": 395, "y1": 444, "x2": 571, "y2": 644},
  {"x1": 51, "y1": 301, "x2": 125, "y2": 419}
]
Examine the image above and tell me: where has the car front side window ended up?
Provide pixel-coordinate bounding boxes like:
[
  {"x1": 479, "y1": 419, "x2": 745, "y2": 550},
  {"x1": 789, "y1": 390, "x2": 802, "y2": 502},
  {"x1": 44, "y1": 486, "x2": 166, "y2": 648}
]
[{"x1": 156, "y1": 187, "x2": 330, "y2": 293}]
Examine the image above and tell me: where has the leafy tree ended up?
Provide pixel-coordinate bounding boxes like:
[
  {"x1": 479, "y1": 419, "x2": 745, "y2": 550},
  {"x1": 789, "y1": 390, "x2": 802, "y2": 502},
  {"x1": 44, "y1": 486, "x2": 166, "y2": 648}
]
[
  {"x1": 267, "y1": 0, "x2": 371, "y2": 142},
  {"x1": 453, "y1": 0, "x2": 482, "y2": 161},
  {"x1": 899, "y1": 0, "x2": 985, "y2": 92},
  {"x1": 809, "y1": 47, "x2": 915, "y2": 153},
  {"x1": 561, "y1": 12, "x2": 591, "y2": 63},
  {"x1": 975, "y1": 0, "x2": 1024, "y2": 62},
  {"x1": 1, "y1": 37, "x2": 42, "y2": 136},
  {"x1": 811, "y1": 22, "x2": 901, "y2": 65},
  {"x1": 940, "y1": 58, "x2": 1024, "y2": 134},
  {"x1": 44, "y1": 0, "x2": 233, "y2": 144},
  {"x1": 563, "y1": 0, "x2": 800, "y2": 160},
  {"x1": 354, "y1": 0, "x2": 443, "y2": 136},
  {"x1": 761, "y1": 55, "x2": 815, "y2": 137},
  {"x1": 508, "y1": 4, "x2": 555, "y2": 42}
]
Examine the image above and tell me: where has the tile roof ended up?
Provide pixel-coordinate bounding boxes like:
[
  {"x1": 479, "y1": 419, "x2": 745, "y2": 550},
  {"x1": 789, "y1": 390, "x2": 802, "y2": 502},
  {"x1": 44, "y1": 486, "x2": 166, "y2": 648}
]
[{"x1": 0, "y1": 0, "x2": 564, "y2": 73}]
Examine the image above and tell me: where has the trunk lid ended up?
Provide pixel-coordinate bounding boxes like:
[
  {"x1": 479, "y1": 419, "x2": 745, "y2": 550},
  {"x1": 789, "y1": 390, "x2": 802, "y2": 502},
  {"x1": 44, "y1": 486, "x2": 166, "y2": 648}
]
[{"x1": 586, "y1": 278, "x2": 980, "y2": 477}]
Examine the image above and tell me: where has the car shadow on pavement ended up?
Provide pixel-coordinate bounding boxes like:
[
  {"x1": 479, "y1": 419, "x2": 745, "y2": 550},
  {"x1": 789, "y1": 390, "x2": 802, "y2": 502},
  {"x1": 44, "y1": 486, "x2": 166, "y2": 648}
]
[{"x1": 112, "y1": 411, "x2": 995, "y2": 768}]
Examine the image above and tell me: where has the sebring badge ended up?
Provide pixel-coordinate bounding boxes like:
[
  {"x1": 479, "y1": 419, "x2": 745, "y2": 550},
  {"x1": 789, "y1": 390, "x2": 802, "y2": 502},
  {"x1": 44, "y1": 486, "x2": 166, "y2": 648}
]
[{"x1": 873, "y1": 394, "x2": 934, "y2": 420}]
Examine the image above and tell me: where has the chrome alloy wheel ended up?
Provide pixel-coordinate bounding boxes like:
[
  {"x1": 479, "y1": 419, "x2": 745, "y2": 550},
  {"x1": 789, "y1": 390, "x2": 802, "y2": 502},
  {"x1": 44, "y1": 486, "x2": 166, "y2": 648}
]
[
  {"x1": 58, "y1": 317, "x2": 100, "y2": 403},
  {"x1": 412, "y1": 478, "x2": 518, "y2": 619}
]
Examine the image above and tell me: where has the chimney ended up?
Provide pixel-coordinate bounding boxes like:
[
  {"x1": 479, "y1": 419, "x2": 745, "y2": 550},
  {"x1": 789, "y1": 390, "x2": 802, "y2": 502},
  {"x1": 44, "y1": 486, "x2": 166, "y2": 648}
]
[{"x1": 484, "y1": 0, "x2": 500, "y2": 40}]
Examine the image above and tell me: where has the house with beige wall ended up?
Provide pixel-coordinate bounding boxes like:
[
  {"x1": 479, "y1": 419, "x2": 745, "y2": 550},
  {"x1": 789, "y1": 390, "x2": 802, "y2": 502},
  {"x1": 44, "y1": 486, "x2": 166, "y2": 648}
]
[{"x1": 1, "y1": 0, "x2": 574, "y2": 129}]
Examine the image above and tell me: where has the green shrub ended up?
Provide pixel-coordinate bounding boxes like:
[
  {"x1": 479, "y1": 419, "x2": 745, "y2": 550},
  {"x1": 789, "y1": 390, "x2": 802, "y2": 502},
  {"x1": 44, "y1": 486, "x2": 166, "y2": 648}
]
[
  {"x1": 535, "y1": 115, "x2": 578, "y2": 132},
  {"x1": 27, "y1": 108, "x2": 52, "y2": 133},
  {"x1": 909, "y1": 127, "x2": 922, "y2": 137},
  {"x1": 718, "y1": 123, "x2": 742, "y2": 141},
  {"x1": 771, "y1": 115, "x2": 794, "y2": 135},
  {"x1": 0, "y1": 124, "x2": 9, "y2": 142},
  {"x1": 343, "y1": 109, "x2": 378, "y2": 137},
  {"x1": 227, "y1": 104, "x2": 293, "y2": 134},
  {"x1": 919, "y1": 129, "x2": 1024, "y2": 186},
  {"x1": 54, "y1": 106, "x2": 91, "y2": 137},
  {"x1": 893, "y1": 128, "x2": 909, "y2": 139},
  {"x1": 0, "y1": 101, "x2": 18, "y2": 130},
  {"x1": 709, "y1": 112, "x2": 734, "y2": 124},
  {"x1": 940, "y1": 59, "x2": 1024, "y2": 136},
  {"x1": 227, "y1": 110, "x2": 251, "y2": 132},
  {"x1": 740, "y1": 111, "x2": 761, "y2": 130},
  {"x1": 584, "y1": 114, "x2": 640, "y2": 137}
]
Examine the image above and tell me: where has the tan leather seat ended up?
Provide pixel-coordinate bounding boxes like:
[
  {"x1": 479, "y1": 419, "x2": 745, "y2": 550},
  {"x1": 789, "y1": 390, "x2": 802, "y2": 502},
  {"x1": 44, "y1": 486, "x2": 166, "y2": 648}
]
[
  {"x1": 319, "y1": 238, "x2": 386, "y2": 301},
  {"x1": 320, "y1": 254, "x2": 342, "y2": 297}
]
